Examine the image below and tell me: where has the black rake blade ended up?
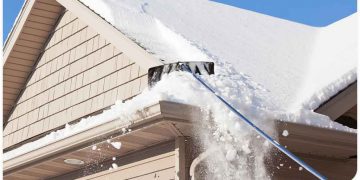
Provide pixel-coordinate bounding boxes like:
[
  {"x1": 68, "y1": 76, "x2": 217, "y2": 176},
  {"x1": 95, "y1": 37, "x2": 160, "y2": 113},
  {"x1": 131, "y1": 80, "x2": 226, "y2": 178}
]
[{"x1": 148, "y1": 61, "x2": 214, "y2": 86}]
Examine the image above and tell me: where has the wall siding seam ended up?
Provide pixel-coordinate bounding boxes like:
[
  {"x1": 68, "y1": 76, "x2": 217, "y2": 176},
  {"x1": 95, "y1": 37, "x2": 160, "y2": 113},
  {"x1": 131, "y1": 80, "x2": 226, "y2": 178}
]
[
  {"x1": 43, "y1": 25, "x2": 89, "y2": 59},
  {"x1": 11, "y1": 52, "x2": 124, "y2": 117},
  {"x1": 35, "y1": 30, "x2": 97, "y2": 75},
  {"x1": 16, "y1": 42, "x2": 111, "y2": 105},
  {"x1": 44, "y1": 20, "x2": 85, "y2": 51},
  {"x1": 3, "y1": 82, "x2": 145, "y2": 150},
  {"x1": 4, "y1": 6, "x2": 66, "y2": 134},
  {"x1": 54, "y1": 9, "x2": 70, "y2": 29},
  {"x1": 53, "y1": 15, "x2": 77, "y2": 32},
  {"x1": 29, "y1": 35, "x2": 104, "y2": 87},
  {"x1": 5, "y1": 75, "x2": 146, "y2": 139},
  {"x1": 6, "y1": 72, "x2": 146, "y2": 135}
]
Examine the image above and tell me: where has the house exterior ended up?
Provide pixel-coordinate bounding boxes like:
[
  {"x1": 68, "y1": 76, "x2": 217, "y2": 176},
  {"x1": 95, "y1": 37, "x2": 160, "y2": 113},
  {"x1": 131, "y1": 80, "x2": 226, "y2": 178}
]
[{"x1": 3, "y1": 0, "x2": 357, "y2": 179}]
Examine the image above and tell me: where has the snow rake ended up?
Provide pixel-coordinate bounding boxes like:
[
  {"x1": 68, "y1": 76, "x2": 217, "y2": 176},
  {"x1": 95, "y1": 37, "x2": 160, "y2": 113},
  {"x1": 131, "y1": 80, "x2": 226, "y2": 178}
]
[{"x1": 148, "y1": 62, "x2": 327, "y2": 180}]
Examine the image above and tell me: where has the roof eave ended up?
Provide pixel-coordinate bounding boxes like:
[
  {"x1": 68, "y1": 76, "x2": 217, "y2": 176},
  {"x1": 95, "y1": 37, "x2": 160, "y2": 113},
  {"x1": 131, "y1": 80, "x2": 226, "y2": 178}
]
[
  {"x1": 315, "y1": 81, "x2": 357, "y2": 120},
  {"x1": 3, "y1": 0, "x2": 64, "y2": 124},
  {"x1": 3, "y1": 0, "x2": 34, "y2": 65}
]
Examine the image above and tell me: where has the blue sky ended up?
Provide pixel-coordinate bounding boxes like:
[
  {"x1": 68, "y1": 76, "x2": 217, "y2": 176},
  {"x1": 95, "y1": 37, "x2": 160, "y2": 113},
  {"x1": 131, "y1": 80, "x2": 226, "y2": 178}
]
[
  {"x1": 3, "y1": 0, "x2": 357, "y2": 43},
  {"x1": 4, "y1": 0, "x2": 24, "y2": 43},
  {"x1": 213, "y1": 0, "x2": 356, "y2": 26}
]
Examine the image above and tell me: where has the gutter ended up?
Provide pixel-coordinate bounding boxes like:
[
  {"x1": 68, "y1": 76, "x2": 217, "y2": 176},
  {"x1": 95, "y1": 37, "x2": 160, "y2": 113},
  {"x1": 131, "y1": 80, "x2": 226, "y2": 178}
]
[
  {"x1": 3, "y1": 100, "x2": 201, "y2": 175},
  {"x1": 315, "y1": 81, "x2": 357, "y2": 121}
]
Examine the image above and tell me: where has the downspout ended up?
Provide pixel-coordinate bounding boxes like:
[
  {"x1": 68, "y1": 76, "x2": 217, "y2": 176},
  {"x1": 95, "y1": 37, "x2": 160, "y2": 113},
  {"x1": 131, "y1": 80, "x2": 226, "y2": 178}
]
[{"x1": 189, "y1": 148, "x2": 216, "y2": 180}]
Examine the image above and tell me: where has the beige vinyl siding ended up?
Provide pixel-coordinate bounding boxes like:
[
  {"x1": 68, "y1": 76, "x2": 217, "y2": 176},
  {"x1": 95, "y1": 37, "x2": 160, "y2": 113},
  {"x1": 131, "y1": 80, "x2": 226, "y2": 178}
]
[
  {"x1": 3, "y1": 0, "x2": 63, "y2": 121},
  {"x1": 78, "y1": 152, "x2": 175, "y2": 180},
  {"x1": 4, "y1": 10, "x2": 148, "y2": 149}
]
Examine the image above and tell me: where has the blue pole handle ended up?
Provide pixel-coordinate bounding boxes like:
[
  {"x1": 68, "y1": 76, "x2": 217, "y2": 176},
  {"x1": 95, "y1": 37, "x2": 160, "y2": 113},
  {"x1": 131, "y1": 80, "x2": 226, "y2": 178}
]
[{"x1": 181, "y1": 64, "x2": 327, "y2": 180}]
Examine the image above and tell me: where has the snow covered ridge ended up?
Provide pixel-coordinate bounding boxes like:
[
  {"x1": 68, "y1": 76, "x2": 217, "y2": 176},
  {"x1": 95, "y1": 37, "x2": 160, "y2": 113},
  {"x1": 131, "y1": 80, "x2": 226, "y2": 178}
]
[{"x1": 80, "y1": 0, "x2": 357, "y2": 112}]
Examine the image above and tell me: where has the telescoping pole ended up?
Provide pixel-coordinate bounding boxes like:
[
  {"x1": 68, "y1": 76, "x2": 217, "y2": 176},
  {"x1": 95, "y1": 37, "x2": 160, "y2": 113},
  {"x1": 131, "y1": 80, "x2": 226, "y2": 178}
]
[{"x1": 181, "y1": 64, "x2": 327, "y2": 180}]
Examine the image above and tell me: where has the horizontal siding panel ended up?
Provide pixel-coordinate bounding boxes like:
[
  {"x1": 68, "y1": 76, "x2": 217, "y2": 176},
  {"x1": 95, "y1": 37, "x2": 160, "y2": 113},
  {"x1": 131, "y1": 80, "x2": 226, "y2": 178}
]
[
  {"x1": 34, "y1": 2, "x2": 63, "y2": 13},
  {"x1": 3, "y1": 109, "x2": 10, "y2": 115},
  {"x1": 5, "y1": 63, "x2": 33, "y2": 72},
  {"x1": 4, "y1": 87, "x2": 21, "y2": 95},
  {"x1": 25, "y1": 21, "x2": 53, "y2": 31},
  {"x1": 6, "y1": 57, "x2": 35, "y2": 67},
  {"x1": 22, "y1": 26, "x2": 50, "y2": 37},
  {"x1": 4, "y1": 99, "x2": 16, "y2": 106},
  {"x1": 4, "y1": 69, "x2": 30, "y2": 78},
  {"x1": 3, "y1": 1, "x2": 63, "y2": 126},
  {"x1": 3, "y1": 81, "x2": 23, "y2": 89},
  {"x1": 4, "y1": 75, "x2": 27, "y2": 84},
  {"x1": 28, "y1": 14, "x2": 57, "y2": 25},
  {"x1": 4, "y1": 10, "x2": 148, "y2": 150},
  {"x1": 87, "y1": 154, "x2": 175, "y2": 180},
  {"x1": 3, "y1": 110, "x2": 10, "y2": 117},
  {"x1": 3, "y1": 93, "x2": 18, "y2": 101},
  {"x1": 31, "y1": 8, "x2": 60, "y2": 19},
  {"x1": 36, "y1": 0, "x2": 60, "y2": 6},
  {"x1": 19, "y1": 33, "x2": 48, "y2": 44},
  {"x1": 10, "y1": 51, "x2": 38, "y2": 61},
  {"x1": 13, "y1": 45, "x2": 41, "y2": 55},
  {"x1": 16, "y1": 39, "x2": 43, "y2": 49}
]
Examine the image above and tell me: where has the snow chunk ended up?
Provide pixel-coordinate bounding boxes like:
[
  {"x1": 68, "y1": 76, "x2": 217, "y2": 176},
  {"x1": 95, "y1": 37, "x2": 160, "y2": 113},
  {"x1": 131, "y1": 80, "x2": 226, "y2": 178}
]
[
  {"x1": 282, "y1": 130, "x2": 289, "y2": 137},
  {"x1": 225, "y1": 147, "x2": 237, "y2": 161},
  {"x1": 111, "y1": 142, "x2": 122, "y2": 150},
  {"x1": 112, "y1": 163, "x2": 118, "y2": 169},
  {"x1": 121, "y1": 128, "x2": 127, "y2": 134},
  {"x1": 92, "y1": 145, "x2": 97, "y2": 151}
]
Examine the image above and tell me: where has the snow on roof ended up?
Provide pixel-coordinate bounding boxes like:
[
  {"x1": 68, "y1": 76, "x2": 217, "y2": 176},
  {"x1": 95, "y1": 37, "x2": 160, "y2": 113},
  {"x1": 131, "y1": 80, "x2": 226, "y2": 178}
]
[
  {"x1": 4, "y1": 2, "x2": 356, "y2": 174},
  {"x1": 81, "y1": 0, "x2": 357, "y2": 112}
]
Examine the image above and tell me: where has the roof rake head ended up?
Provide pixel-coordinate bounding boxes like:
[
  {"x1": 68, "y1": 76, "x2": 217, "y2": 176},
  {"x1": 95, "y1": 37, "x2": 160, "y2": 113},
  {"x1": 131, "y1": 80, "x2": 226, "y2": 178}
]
[{"x1": 148, "y1": 61, "x2": 214, "y2": 86}]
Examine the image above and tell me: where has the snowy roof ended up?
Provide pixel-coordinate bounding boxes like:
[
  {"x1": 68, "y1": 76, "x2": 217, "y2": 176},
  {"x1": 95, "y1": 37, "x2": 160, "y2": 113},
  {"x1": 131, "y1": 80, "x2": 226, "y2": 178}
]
[
  {"x1": 4, "y1": 0, "x2": 357, "y2": 165},
  {"x1": 81, "y1": 0, "x2": 357, "y2": 112}
]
